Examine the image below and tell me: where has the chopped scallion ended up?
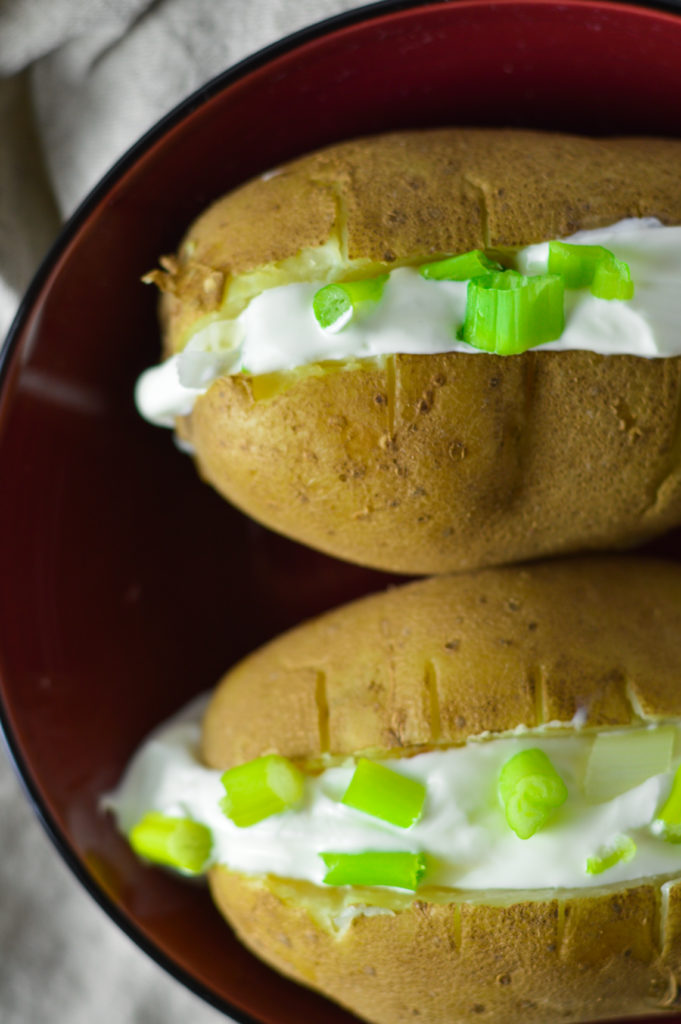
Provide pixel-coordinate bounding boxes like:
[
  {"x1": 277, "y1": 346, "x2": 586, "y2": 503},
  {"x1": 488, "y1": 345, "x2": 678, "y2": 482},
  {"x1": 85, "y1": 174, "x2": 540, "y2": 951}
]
[
  {"x1": 548, "y1": 242, "x2": 611, "y2": 289},
  {"x1": 591, "y1": 255, "x2": 634, "y2": 300},
  {"x1": 220, "y1": 754, "x2": 305, "y2": 828},
  {"x1": 498, "y1": 748, "x2": 568, "y2": 839},
  {"x1": 584, "y1": 727, "x2": 674, "y2": 804},
  {"x1": 654, "y1": 763, "x2": 681, "y2": 842},
  {"x1": 461, "y1": 271, "x2": 565, "y2": 355},
  {"x1": 313, "y1": 275, "x2": 388, "y2": 332},
  {"x1": 585, "y1": 834, "x2": 637, "y2": 875},
  {"x1": 548, "y1": 241, "x2": 634, "y2": 300},
  {"x1": 129, "y1": 812, "x2": 212, "y2": 875},
  {"x1": 321, "y1": 851, "x2": 427, "y2": 889},
  {"x1": 419, "y1": 250, "x2": 502, "y2": 281},
  {"x1": 342, "y1": 758, "x2": 426, "y2": 828}
]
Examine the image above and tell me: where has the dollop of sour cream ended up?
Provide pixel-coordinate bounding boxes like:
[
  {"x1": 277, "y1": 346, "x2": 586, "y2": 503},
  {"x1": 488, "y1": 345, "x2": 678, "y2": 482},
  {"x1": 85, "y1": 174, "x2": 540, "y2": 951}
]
[
  {"x1": 135, "y1": 218, "x2": 681, "y2": 428},
  {"x1": 103, "y1": 696, "x2": 681, "y2": 892}
]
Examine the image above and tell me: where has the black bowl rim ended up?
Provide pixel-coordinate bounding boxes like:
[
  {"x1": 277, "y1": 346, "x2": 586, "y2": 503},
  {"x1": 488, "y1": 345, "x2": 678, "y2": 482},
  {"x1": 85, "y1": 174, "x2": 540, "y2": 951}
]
[{"x1": 2, "y1": 0, "x2": 681, "y2": 1020}]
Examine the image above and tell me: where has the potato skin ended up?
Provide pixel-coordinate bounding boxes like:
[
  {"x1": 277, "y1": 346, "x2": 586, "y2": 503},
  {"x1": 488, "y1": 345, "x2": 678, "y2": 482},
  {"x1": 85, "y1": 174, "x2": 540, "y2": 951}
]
[
  {"x1": 158, "y1": 129, "x2": 681, "y2": 354},
  {"x1": 201, "y1": 558, "x2": 681, "y2": 1024},
  {"x1": 183, "y1": 350, "x2": 681, "y2": 575},
  {"x1": 209, "y1": 870, "x2": 681, "y2": 1024},
  {"x1": 202, "y1": 557, "x2": 681, "y2": 768},
  {"x1": 158, "y1": 129, "x2": 681, "y2": 574}
]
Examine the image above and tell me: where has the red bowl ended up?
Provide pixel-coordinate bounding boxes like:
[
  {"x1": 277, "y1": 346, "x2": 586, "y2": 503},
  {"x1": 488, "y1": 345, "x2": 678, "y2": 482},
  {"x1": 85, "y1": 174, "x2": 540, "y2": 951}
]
[{"x1": 3, "y1": 1, "x2": 681, "y2": 1022}]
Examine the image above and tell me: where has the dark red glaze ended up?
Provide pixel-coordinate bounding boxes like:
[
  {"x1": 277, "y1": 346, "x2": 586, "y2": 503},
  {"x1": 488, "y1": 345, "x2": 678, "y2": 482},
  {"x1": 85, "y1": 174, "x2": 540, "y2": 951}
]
[{"x1": 1, "y1": 2, "x2": 681, "y2": 1022}]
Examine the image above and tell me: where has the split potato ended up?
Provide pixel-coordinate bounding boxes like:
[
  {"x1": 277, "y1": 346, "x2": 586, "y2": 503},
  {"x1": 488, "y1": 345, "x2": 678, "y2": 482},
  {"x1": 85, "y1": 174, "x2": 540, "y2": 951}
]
[
  {"x1": 150, "y1": 130, "x2": 681, "y2": 573},
  {"x1": 203, "y1": 557, "x2": 681, "y2": 1024}
]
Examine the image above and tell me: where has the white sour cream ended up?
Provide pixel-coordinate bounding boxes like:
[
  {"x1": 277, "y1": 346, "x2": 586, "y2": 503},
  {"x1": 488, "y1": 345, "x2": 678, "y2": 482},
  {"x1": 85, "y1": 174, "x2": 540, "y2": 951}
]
[
  {"x1": 103, "y1": 696, "x2": 681, "y2": 891},
  {"x1": 135, "y1": 218, "x2": 681, "y2": 428}
]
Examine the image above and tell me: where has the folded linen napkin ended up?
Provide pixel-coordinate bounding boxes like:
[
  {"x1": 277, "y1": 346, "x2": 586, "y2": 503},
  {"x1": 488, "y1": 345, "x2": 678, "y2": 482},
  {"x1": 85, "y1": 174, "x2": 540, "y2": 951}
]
[{"x1": 0, "y1": 2, "x2": 363, "y2": 1022}]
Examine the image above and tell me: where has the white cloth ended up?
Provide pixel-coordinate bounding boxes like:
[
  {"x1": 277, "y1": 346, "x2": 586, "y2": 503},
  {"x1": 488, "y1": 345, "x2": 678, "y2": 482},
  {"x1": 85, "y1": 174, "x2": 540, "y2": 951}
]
[
  {"x1": 0, "y1": 2, "x2": 364, "y2": 1022},
  {"x1": 0, "y1": 0, "x2": 363, "y2": 331}
]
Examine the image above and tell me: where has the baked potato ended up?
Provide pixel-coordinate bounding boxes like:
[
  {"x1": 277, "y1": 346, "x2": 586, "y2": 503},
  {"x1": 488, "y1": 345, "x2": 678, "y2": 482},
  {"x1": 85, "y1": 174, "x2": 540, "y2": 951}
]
[
  {"x1": 109, "y1": 556, "x2": 681, "y2": 1024},
  {"x1": 199, "y1": 557, "x2": 681, "y2": 1024},
  {"x1": 141, "y1": 129, "x2": 681, "y2": 574}
]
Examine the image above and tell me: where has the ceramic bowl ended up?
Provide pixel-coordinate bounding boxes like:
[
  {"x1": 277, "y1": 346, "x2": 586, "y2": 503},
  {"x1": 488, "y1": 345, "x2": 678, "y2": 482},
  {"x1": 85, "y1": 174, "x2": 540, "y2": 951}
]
[{"x1": 2, "y1": 1, "x2": 681, "y2": 1021}]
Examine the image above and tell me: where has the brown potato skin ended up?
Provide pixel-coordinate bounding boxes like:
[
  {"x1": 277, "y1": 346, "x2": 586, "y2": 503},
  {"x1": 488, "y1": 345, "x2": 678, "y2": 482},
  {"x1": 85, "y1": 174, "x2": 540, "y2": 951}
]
[
  {"x1": 156, "y1": 129, "x2": 681, "y2": 574},
  {"x1": 202, "y1": 558, "x2": 681, "y2": 1024},
  {"x1": 209, "y1": 870, "x2": 681, "y2": 1024},
  {"x1": 202, "y1": 557, "x2": 681, "y2": 768},
  {"x1": 183, "y1": 350, "x2": 681, "y2": 575},
  {"x1": 158, "y1": 130, "x2": 681, "y2": 354}
]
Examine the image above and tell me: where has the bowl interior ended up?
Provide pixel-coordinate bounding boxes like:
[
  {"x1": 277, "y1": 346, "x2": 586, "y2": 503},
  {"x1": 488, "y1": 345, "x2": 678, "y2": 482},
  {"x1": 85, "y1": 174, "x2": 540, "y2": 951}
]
[{"x1": 2, "y1": 1, "x2": 681, "y2": 1022}]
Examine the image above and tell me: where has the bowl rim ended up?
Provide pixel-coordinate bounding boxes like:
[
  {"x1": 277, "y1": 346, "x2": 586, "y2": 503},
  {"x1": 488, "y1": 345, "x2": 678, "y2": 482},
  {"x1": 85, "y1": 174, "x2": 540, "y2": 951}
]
[{"x1": 2, "y1": 0, "x2": 681, "y2": 1019}]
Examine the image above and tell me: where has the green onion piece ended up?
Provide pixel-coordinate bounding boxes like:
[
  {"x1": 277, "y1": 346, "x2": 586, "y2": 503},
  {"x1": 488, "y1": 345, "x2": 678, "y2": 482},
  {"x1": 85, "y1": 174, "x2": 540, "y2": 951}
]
[
  {"x1": 584, "y1": 727, "x2": 674, "y2": 804},
  {"x1": 590, "y1": 255, "x2": 634, "y2": 300},
  {"x1": 313, "y1": 275, "x2": 389, "y2": 331},
  {"x1": 129, "y1": 812, "x2": 212, "y2": 875},
  {"x1": 654, "y1": 763, "x2": 681, "y2": 842},
  {"x1": 462, "y1": 271, "x2": 564, "y2": 355},
  {"x1": 419, "y1": 250, "x2": 503, "y2": 281},
  {"x1": 548, "y1": 242, "x2": 612, "y2": 289},
  {"x1": 220, "y1": 754, "x2": 305, "y2": 828},
  {"x1": 585, "y1": 834, "x2": 637, "y2": 875},
  {"x1": 341, "y1": 758, "x2": 426, "y2": 828},
  {"x1": 321, "y1": 851, "x2": 427, "y2": 889},
  {"x1": 498, "y1": 748, "x2": 568, "y2": 839},
  {"x1": 548, "y1": 241, "x2": 634, "y2": 300}
]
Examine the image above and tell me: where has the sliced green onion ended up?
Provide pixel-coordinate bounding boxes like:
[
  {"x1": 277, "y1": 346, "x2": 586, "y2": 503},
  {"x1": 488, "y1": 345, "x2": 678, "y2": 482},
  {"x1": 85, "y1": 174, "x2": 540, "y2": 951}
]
[
  {"x1": 321, "y1": 851, "x2": 427, "y2": 889},
  {"x1": 590, "y1": 255, "x2": 634, "y2": 300},
  {"x1": 498, "y1": 748, "x2": 568, "y2": 840},
  {"x1": 220, "y1": 754, "x2": 305, "y2": 828},
  {"x1": 419, "y1": 250, "x2": 503, "y2": 281},
  {"x1": 461, "y1": 271, "x2": 564, "y2": 355},
  {"x1": 654, "y1": 763, "x2": 681, "y2": 842},
  {"x1": 129, "y1": 812, "x2": 212, "y2": 875},
  {"x1": 586, "y1": 834, "x2": 637, "y2": 875},
  {"x1": 548, "y1": 242, "x2": 612, "y2": 289},
  {"x1": 313, "y1": 275, "x2": 388, "y2": 331},
  {"x1": 548, "y1": 241, "x2": 634, "y2": 300},
  {"x1": 341, "y1": 758, "x2": 426, "y2": 828},
  {"x1": 584, "y1": 727, "x2": 674, "y2": 804}
]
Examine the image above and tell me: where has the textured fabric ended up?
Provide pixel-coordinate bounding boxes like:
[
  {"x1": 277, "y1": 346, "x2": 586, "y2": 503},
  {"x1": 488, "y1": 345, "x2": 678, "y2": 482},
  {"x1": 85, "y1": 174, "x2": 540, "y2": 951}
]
[
  {"x1": 0, "y1": 2, "x2": 363, "y2": 1021},
  {"x1": 0, "y1": 0, "x2": 362, "y2": 330}
]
